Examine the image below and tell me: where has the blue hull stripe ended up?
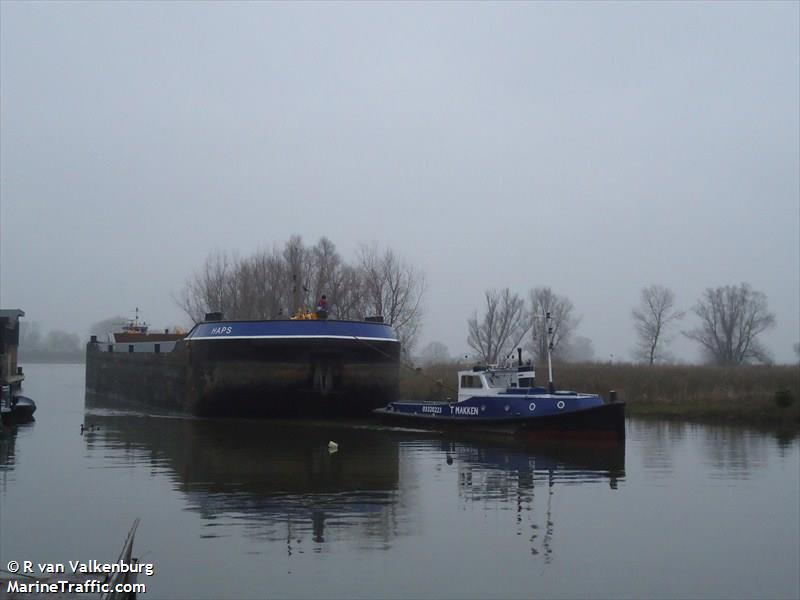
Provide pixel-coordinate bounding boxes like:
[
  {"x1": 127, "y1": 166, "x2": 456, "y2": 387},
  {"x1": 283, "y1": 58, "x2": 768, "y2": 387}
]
[
  {"x1": 189, "y1": 335, "x2": 396, "y2": 342},
  {"x1": 382, "y1": 393, "x2": 605, "y2": 420},
  {"x1": 187, "y1": 320, "x2": 399, "y2": 342}
]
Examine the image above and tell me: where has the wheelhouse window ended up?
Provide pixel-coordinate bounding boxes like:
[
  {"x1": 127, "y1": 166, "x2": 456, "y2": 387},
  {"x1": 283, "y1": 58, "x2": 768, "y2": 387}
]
[
  {"x1": 486, "y1": 371, "x2": 514, "y2": 388},
  {"x1": 460, "y1": 375, "x2": 483, "y2": 389}
]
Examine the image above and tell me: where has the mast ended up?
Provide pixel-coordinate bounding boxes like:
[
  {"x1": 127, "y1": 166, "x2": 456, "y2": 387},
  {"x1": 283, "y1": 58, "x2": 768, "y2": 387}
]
[
  {"x1": 531, "y1": 311, "x2": 556, "y2": 393},
  {"x1": 546, "y1": 311, "x2": 555, "y2": 394}
]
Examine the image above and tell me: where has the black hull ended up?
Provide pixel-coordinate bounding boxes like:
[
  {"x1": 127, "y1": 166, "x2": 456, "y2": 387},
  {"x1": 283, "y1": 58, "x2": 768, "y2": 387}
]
[
  {"x1": 375, "y1": 402, "x2": 626, "y2": 440},
  {"x1": 86, "y1": 336, "x2": 400, "y2": 418},
  {"x1": 1, "y1": 396, "x2": 36, "y2": 423}
]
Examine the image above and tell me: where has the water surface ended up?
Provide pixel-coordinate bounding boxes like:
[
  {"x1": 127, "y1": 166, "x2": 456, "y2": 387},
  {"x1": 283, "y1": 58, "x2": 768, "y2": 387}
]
[{"x1": 1, "y1": 364, "x2": 798, "y2": 599}]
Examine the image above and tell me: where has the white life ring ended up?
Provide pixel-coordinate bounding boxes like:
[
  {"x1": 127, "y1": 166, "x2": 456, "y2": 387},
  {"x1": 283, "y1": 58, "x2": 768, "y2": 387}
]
[
  {"x1": 556, "y1": 400, "x2": 565, "y2": 410},
  {"x1": 529, "y1": 402, "x2": 536, "y2": 411}
]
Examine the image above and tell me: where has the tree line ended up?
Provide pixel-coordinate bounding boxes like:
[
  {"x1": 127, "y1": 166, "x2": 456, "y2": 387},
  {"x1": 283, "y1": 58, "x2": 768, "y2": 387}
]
[
  {"x1": 176, "y1": 236, "x2": 425, "y2": 354},
  {"x1": 18, "y1": 317, "x2": 135, "y2": 361},
  {"x1": 465, "y1": 282, "x2": 786, "y2": 367},
  {"x1": 15, "y1": 247, "x2": 795, "y2": 367},
  {"x1": 176, "y1": 236, "x2": 788, "y2": 367},
  {"x1": 18, "y1": 322, "x2": 83, "y2": 362},
  {"x1": 635, "y1": 283, "x2": 777, "y2": 366}
]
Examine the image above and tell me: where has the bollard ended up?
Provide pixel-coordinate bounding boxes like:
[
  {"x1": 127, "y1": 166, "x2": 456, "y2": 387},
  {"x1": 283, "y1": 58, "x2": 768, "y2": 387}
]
[{"x1": 609, "y1": 390, "x2": 618, "y2": 403}]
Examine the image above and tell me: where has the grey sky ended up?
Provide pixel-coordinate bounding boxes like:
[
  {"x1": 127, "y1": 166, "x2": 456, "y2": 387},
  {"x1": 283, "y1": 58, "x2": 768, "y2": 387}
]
[{"x1": 1, "y1": 1, "x2": 798, "y2": 362}]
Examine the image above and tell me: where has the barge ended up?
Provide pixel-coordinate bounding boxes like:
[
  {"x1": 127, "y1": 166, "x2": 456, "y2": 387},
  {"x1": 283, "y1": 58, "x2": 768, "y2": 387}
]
[{"x1": 85, "y1": 314, "x2": 400, "y2": 417}]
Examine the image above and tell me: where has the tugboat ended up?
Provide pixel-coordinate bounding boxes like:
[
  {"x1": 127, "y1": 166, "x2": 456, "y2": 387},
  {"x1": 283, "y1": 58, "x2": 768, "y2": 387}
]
[
  {"x1": 375, "y1": 312, "x2": 624, "y2": 440},
  {"x1": 375, "y1": 361, "x2": 625, "y2": 440}
]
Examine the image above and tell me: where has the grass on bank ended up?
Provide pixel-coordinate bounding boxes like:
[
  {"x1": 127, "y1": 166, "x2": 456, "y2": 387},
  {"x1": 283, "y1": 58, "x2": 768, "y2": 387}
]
[{"x1": 400, "y1": 362, "x2": 800, "y2": 428}]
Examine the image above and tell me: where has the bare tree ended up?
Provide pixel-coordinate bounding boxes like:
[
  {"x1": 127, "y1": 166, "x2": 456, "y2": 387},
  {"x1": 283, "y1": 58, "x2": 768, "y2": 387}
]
[
  {"x1": 632, "y1": 285, "x2": 685, "y2": 364},
  {"x1": 527, "y1": 287, "x2": 580, "y2": 363},
  {"x1": 308, "y1": 237, "x2": 342, "y2": 304},
  {"x1": 175, "y1": 249, "x2": 242, "y2": 323},
  {"x1": 176, "y1": 238, "x2": 426, "y2": 352},
  {"x1": 356, "y1": 244, "x2": 425, "y2": 355},
  {"x1": 282, "y1": 236, "x2": 346, "y2": 316},
  {"x1": 236, "y1": 249, "x2": 279, "y2": 319},
  {"x1": 467, "y1": 288, "x2": 529, "y2": 365},
  {"x1": 328, "y1": 264, "x2": 365, "y2": 320},
  {"x1": 684, "y1": 283, "x2": 775, "y2": 365},
  {"x1": 283, "y1": 235, "x2": 310, "y2": 315},
  {"x1": 177, "y1": 239, "x2": 324, "y2": 321}
]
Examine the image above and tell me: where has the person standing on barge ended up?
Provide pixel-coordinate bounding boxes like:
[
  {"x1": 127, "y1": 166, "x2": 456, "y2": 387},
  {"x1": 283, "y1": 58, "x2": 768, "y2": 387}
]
[{"x1": 316, "y1": 295, "x2": 329, "y2": 319}]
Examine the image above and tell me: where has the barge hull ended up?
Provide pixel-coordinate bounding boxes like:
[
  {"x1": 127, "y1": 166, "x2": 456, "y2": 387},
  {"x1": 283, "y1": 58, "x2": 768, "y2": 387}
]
[{"x1": 86, "y1": 327, "x2": 400, "y2": 417}]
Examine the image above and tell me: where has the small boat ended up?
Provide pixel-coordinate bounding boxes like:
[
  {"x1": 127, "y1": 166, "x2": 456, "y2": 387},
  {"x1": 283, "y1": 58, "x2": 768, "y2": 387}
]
[
  {"x1": 375, "y1": 362, "x2": 625, "y2": 440},
  {"x1": 1, "y1": 385, "x2": 36, "y2": 423},
  {"x1": 108, "y1": 308, "x2": 186, "y2": 343},
  {"x1": 9, "y1": 395, "x2": 36, "y2": 421}
]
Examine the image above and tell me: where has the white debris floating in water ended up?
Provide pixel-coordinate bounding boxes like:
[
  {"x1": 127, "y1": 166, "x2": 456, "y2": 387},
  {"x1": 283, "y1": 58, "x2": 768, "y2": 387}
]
[{"x1": 327, "y1": 441, "x2": 338, "y2": 453}]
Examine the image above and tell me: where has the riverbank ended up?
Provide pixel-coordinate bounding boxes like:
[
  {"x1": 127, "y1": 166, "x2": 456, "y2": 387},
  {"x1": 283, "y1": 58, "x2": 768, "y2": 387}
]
[{"x1": 401, "y1": 363, "x2": 800, "y2": 428}]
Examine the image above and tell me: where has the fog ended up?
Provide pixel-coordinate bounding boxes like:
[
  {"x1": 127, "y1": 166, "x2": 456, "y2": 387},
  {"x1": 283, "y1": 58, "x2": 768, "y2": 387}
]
[{"x1": 1, "y1": 2, "x2": 798, "y2": 363}]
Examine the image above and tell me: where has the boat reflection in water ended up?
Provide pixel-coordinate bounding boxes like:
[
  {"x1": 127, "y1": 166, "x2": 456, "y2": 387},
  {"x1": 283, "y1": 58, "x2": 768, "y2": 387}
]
[
  {"x1": 0, "y1": 425, "x2": 18, "y2": 484},
  {"x1": 437, "y1": 433, "x2": 625, "y2": 489},
  {"x1": 84, "y1": 396, "x2": 624, "y2": 559},
  {"x1": 403, "y1": 431, "x2": 625, "y2": 561},
  {"x1": 84, "y1": 395, "x2": 403, "y2": 550},
  {"x1": 0, "y1": 423, "x2": 23, "y2": 475}
]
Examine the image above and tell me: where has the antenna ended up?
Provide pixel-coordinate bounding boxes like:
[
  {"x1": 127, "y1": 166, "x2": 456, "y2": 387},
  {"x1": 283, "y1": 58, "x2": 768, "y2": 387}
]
[{"x1": 531, "y1": 311, "x2": 556, "y2": 393}]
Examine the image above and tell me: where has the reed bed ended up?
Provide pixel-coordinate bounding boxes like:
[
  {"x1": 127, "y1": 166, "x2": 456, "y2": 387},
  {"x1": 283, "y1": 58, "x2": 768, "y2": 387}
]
[{"x1": 400, "y1": 362, "x2": 800, "y2": 428}]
